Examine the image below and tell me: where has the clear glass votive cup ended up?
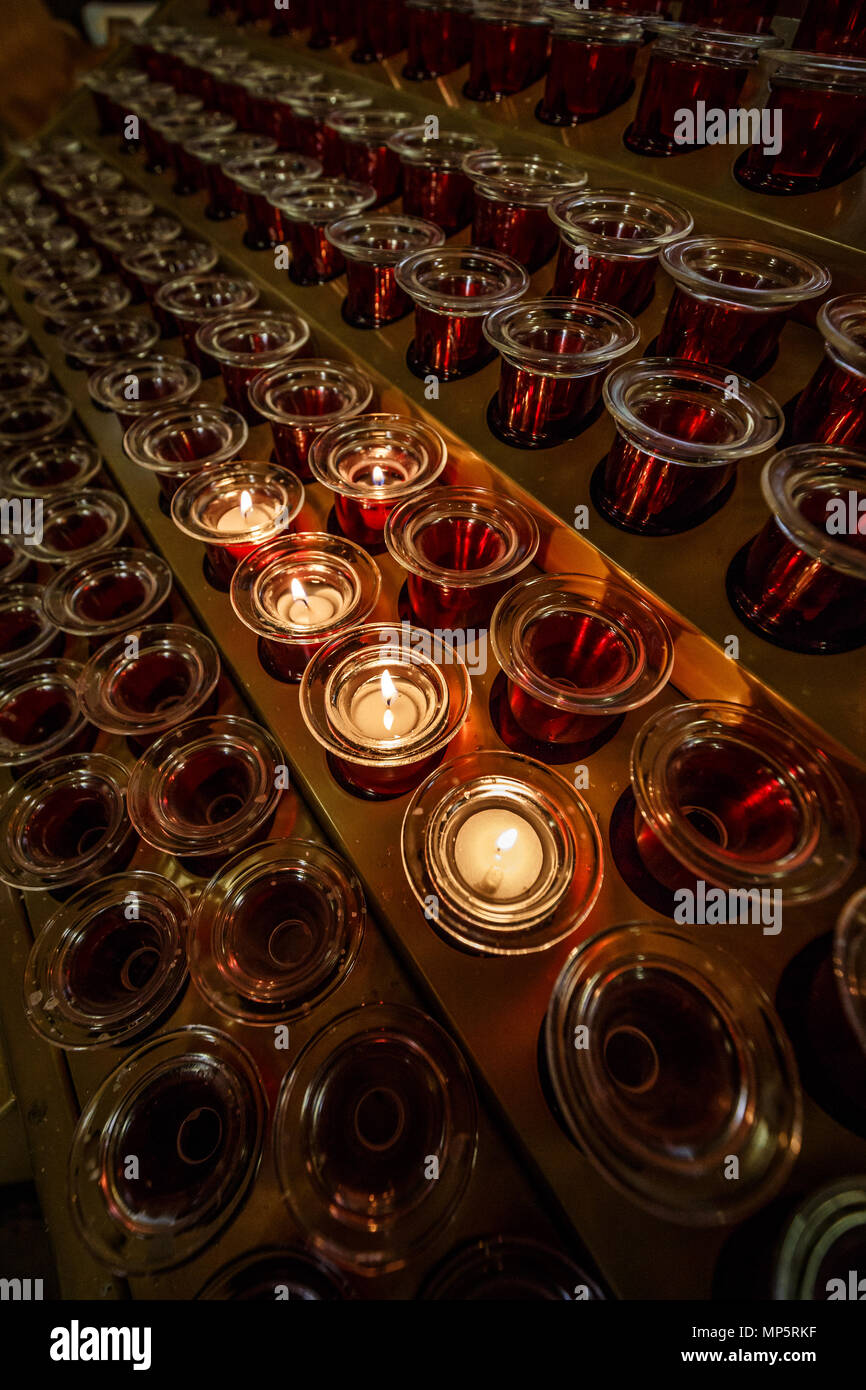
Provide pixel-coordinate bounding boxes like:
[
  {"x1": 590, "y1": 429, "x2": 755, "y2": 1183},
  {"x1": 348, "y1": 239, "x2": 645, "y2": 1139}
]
[
  {"x1": 42, "y1": 549, "x2": 173, "y2": 650},
  {"x1": 123, "y1": 402, "x2": 249, "y2": 498},
  {"x1": 154, "y1": 274, "x2": 260, "y2": 373},
  {"x1": 463, "y1": 152, "x2": 587, "y2": 272},
  {"x1": 389, "y1": 126, "x2": 498, "y2": 236},
  {"x1": 87, "y1": 355, "x2": 201, "y2": 431},
  {"x1": 170, "y1": 460, "x2": 305, "y2": 590},
  {"x1": 249, "y1": 358, "x2": 375, "y2": 481},
  {"x1": 325, "y1": 214, "x2": 444, "y2": 329},
  {"x1": 324, "y1": 110, "x2": 415, "y2": 203},
  {"x1": 195, "y1": 309, "x2": 312, "y2": 422},
  {"x1": 271, "y1": 179, "x2": 377, "y2": 286}
]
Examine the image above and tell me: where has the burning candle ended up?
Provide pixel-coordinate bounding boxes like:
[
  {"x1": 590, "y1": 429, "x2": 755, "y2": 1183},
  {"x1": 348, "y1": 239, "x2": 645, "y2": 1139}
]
[
  {"x1": 280, "y1": 578, "x2": 345, "y2": 628},
  {"x1": 215, "y1": 489, "x2": 276, "y2": 534},
  {"x1": 349, "y1": 668, "x2": 428, "y2": 740},
  {"x1": 171, "y1": 461, "x2": 304, "y2": 591},
  {"x1": 454, "y1": 812, "x2": 543, "y2": 900}
]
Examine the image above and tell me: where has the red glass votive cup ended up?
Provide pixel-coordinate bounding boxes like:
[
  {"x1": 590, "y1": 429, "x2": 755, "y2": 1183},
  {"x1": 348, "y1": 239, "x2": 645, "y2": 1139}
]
[
  {"x1": 309, "y1": 413, "x2": 448, "y2": 546},
  {"x1": 537, "y1": 11, "x2": 645, "y2": 125},
  {"x1": 299, "y1": 623, "x2": 472, "y2": 798},
  {"x1": 91, "y1": 215, "x2": 184, "y2": 274},
  {"x1": 353, "y1": 0, "x2": 409, "y2": 62},
  {"x1": 626, "y1": 27, "x2": 776, "y2": 157},
  {"x1": 121, "y1": 242, "x2": 221, "y2": 334},
  {"x1": 0, "y1": 585, "x2": 61, "y2": 667},
  {"x1": 127, "y1": 716, "x2": 283, "y2": 876},
  {"x1": 485, "y1": 298, "x2": 639, "y2": 448},
  {"x1": 195, "y1": 310, "x2": 312, "y2": 422},
  {"x1": 272, "y1": 179, "x2": 377, "y2": 286},
  {"x1": 491, "y1": 574, "x2": 673, "y2": 748},
  {"x1": 23, "y1": 489, "x2": 130, "y2": 568},
  {"x1": 550, "y1": 188, "x2": 694, "y2": 316},
  {"x1": 33, "y1": 278, "x2": 131, "y2": 334},
  {"x1": 385, "y1": 485, "x2": 540, "y2": 628},
  {"x1": 0, "y1": 391, "x2": 72, "y2": 450},
  {"x1": 0, "y1": 356, "x2": 50, "y2": 401},
  {"x1": 325, "y1": 110, "x2": 415, "y2": 203},
  {"x1": 77, "y1": 624, "x2": 221, "y2": 751},
  {"x1": 42, "y1": 549, "x2": 173, "y2": 651},
  {"x1": 11, "y1": 248, "x2": 102, "y2": 299},
  {"x1": 0, "y1": 658, "x2": 93, "y2": 773},
  {"x1": 170, "y1": 461, "x2": 305, "y2": 591},
  {"x1": 396, "y1": 246, "x2": 529, "y2": 381},
  {"x1": 404, "y1": 0, "x2": 474, "y2": 80},
  {"x1": 66, "y1": 190, "x2": 154, "y2": 238},
  {"x1": 231, "y1": 154, "x2": 321, "y2": 250},
  {"x1": 2, "y1": 441, "x2": 101, "y2": 498},
  {"x1": 230, "y1": 531, "x2": 382, "y2": 683},
  {"x1": 58, "y1": 315, "x2": 162, "y2": 373},
  {"x1": 123, "y1": 403, "x2": 249, "y2": 499},
  {"x1": 792, "y1": 297, "x2": 866, "y2": 449},
  {"x1": 794, "y1": 0, "x2": 866, "y2": 59},
  {"x1": 325, "y1": 214, "x2": 444, "y2": 328},
  {"x1": 630, "y1": 701, "x2": 858, "y2": 904},
  {"x1": 155, "y1": 111, "x2": 236, "y2": 195},
  {"x1": 87, "y1": 355, "x2": 201, "y2": 431},
  {"x1": 464, "y1": 152, "x2": 587, "y2": 272},
  {"x1": 154, "y1": 274, "x2": 260, "y2": 374},
  {"x1": 658, "y1": 237, "x2": 831, "y2": 378},
  {"x1": 390, "y1": 126, "x2": 498, "y2": 236},
  {"x1": 288, "y1": 91, "x2": 373, "y2": 174},
  {"x1": 0, "y1": 323, "x2": 31, "y2": 357},
  {"x1": 735, "y1": 51, "x2": 866, "y2": 195},
  {"x1": 465, "y1": 1, "x2": 551, "y2": 102},
  {"x1": 249, "y1": 358, "x2": 375, "y2": 481},
  {"x1": 198, "y1": 134, "x2": 278, "y2": 219},
  {"x1": 0, "y1": 753, "x2": 136, "y2": 895},
  {"x1": 308, "y1": 0, "x2": 356, "y2": 49},
  {"x1": 728, "y1": 445, "x2": 866, "y2": 654},
  {"x1": 598, "y1": 357, "x2": 784, "y2": 535}
]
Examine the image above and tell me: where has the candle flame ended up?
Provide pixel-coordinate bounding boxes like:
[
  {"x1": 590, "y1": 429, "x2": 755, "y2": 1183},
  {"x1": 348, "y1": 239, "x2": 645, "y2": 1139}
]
[
  {"x1": 290, "y1": 578, "x2": 308, "y2": 605},
  {"x1": 381, "y1": 668, "x2": 397, "y2": 704},
  {"x1": 496, "y1": 828, "x2": 518, "y2": 854},
  {"x1": 383, "y1": 708, "x2": 395, "y2": 733},
  {"x1": 372, "y1": 464, "x2": 386, "y2": 486},
  {"x1": 240, "y1": 489, "x2": 253, "y2": 520}
]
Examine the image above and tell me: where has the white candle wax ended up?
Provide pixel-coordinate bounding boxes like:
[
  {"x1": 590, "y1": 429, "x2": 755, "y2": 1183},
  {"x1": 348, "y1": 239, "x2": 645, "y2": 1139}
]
[
  {"x1": 215, "y1": 493, "x2": 276, "y2": 534},
  {"x1": 276, "y1": 580, "x2": 345, "y2": 628},
  {"x1": 349, "y1": 672, "x2": 427, "y2": 741},
  {"x1": 454, "y1": 808, "x2": 544, "y2": 901}
]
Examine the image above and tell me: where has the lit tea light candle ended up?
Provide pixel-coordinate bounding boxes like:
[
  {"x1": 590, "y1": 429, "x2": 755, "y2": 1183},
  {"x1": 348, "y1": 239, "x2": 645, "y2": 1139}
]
[
  {"x1": 215, "y1": 488, "x2": 277, "y2": 534},
  {"x1": 454, "y1": 808, "x2": 545, "y2": 901},
  {"x1": 349, "y1": 668, "x2": 429, "y2": 741},
  {"x1": 279, "y1": 577, "x2": 345, "y2": 629}
]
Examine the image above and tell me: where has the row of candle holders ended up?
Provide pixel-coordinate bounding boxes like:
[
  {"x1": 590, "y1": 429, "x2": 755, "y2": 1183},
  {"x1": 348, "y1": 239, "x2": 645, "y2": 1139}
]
[
  {"x1": 8, "y1": 88, "x2": 866, "y2": 650},
  {"x1": 3, "y1": 142, "x2": 866, "y2": 1297},
  {"x1": 137, "y1": 4, "x2": 866, "y2": 197}
]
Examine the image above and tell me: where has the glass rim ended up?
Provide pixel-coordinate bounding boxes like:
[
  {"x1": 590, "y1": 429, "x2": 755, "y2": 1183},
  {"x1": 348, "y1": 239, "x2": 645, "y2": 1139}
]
[
  {"x1": 170, "y1": 460, "x2": 305, "y2": 545},
  {"x1": 631, "y1": 700, "x2": 859, "y2": 900},
  {"x1": 188, "y1": 838, "x2": 366, "y2": 1025},
  {"x1": 656, "y1": 26, "x2": 777, "y2": 62},
  {"x1": 58, "y1": 314, "x2": 162, "y2": 365},
  {"x1": 491, "y1": 573, "x2": 673, "y2": 713},
  {"x1": 195, "y1": 309, "x2": 311, "y2": 367},
  {"x1": 818, "y1": 295, "x2": 866, "y2": 378},
  {"x1": 229, "y1": 154, "x2": 322, "y2": 194},
  {"x1": 0, "y1": 750, "x2": 131, "y2": 891},
  {"x1": 286, "y1": 89, "x2": 373, "y2": 118},
  {"x1": 0, "y1": 582, "x2": 59, "y2": 665},
  {"x1": 154, "y1": 272, "x2": 259, "y2": 320},
  {"x1": 77, "y1": 622, "x2": 221, "y2": 736},
  {"x1": 384, "y1": 484, "x2": 540, "y2": 585},
  {"x1": 11, "y1": 248, "x2": 102, "y2": 292},
  {"x1": 324, "y1": 213, "x2": 445, "y2": 263},
  {"x1": 121, "y1": 241, "x2": 219, "y2": 284},
  {"x1": 308, "y1": 413, "x2": 448, "y2": 499},
  {"x1": 23, "y1": 870, "x2": 190, "y2": 1050},
  {"x1": 2, "y1": 439, "x2": 101, "y2": 498},
  {"x1": 87, "y1": 353, "x2": 201, "y2": 413},
  {"x1": 324, "y1": 109, "x2": 416, "y2": 140},
  {"x1": 472, "y1": 0, "x2": 550, "y2": 22},
  {"x1": 402, "y1": 748, "x2": 603, "y2": 953},
  {"x1": 24, "y1": 487, "x2": 130, "y2": 565},
  {"x1": 42, "y1": 547, "x2": 173, "y2": 636},
  {"x1": 545, "y1": 921, "x2": 802, "y2": 1225},
  {"x1": 248, "y1": 357, "x2": 374, "y2": 425},
  {"x1": 394, "y1": 246, "x2": 529, "y2": 315},
  {"x1": 553, "y1": 187, "x2": 695, "y2": 261},
  {"x1": 0, "y1": 355, "x2": 51, "y2": 401},
  {"x1": 269, "y1": 178, "x2": 377, "y2": 223},
  {"x1": 661, "y1": 237, "x2": 831, "y2": 307},
  {"x1": 772, "y1": 1179, "x2": 866, "y2": 1299},
  {"x1": 0, "y1": 390, "x2": 73, "y2": 444},
  {"x1": 462, "y1": 151, "x2": 588, "y2": 206},
  {"x1": 387, "y1": 126, "x2": 498, "y2": 169},
  {"x1": 484, "y1": 297, "x2": 639, "y2": 376},
  {"x1": 0, "y1": 657, "x2": 87, "y2": 766},
  {"x1": 299, "y1": 622, "x2": 472, "y2": 767},
  {"x1": 548, "y1": 9, "x2": 645, "y2": 40},
  {"x1": 603, "y1": 356, "x2": 785, "y2": 467},
  {"x1": 123, "y1": 403, "x2": 249, "y2": 476},
  {"x1": 229, "y1": 530, "x2": 382, "y2": 646},
  {"x1": 760, "y1": 444, "x2": 866, "y2": 582},
  {"x1": 759, "y1": 46, "x2": 866, "y2": 91},
  {"x1": 127, "y1": 714, "x2": 283, "y2": 857}
]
